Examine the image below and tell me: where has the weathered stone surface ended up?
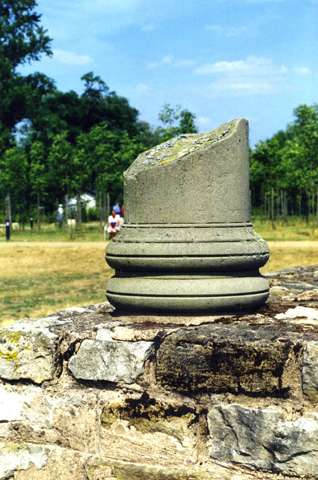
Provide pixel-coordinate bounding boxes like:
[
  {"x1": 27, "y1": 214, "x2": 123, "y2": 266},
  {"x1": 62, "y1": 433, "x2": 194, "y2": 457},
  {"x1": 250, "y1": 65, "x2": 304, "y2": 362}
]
[
  {"x1": 276, "y1": 305, "x2": 318, "y2": 322},
  {"x1": 302, "y1": 341, "x2": 318, "y2": 401},
  {"x1": 156, "y1": 322, "x2": 300, "y2": 396},
  {"x1": 0, "y1": 442, "x2": 47, "y2": 479},
  {"x1": 208, "y1": 403, "x2": 318, "y2": 478},
  {"x1": 124, "y1": 119, "x2": 250, "y2": 224},
  {"x1": 3, "y1": 267, "x2": 318, "y2": 478},
  {"x1": 85, "y1": 458, "x2": 261, "y2": 480},
  {"x1": 0, "y1": 385, "x2": 39, "y2": 422},
  {"x1": 68, "y1": 338, "x2": 153, "y2": 383},
  {"x1": 13, "y1": 445, "x2": 88, "y2": 480},
  {"x1": 0, "y1": 322, "x2": 59, "y2": 384}
]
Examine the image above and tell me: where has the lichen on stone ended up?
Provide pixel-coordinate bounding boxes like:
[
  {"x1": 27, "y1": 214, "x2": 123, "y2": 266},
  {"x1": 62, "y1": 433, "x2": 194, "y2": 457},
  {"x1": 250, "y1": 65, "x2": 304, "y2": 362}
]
[{"x1": 125, "y1": 119, "x2": 237, "y2": 178}]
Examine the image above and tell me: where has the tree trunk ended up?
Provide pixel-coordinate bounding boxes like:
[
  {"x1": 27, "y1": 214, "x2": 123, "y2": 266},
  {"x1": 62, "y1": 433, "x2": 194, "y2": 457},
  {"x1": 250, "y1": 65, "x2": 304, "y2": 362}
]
[
  {"x1": 37, "y1": 193, "x2": 41, "y2": 230},
  {"x1": 106, "y1": 192, "x2": 110, "y2": 220},
  {"x1": 270, "y1": 188, "x2": 275, "y2": 229},
  {"x1": 5, "y1": 193, "x2": 12, "y2": 224},
  {"x1": 76, "y1": 193, "x2": 82, "y2": 227},
  {"x1": 98, "y1": 191, "x2": 103, "y2": 231},
  {"x1": 64, "y1": 194, "x2": 69, "y2": 225}
]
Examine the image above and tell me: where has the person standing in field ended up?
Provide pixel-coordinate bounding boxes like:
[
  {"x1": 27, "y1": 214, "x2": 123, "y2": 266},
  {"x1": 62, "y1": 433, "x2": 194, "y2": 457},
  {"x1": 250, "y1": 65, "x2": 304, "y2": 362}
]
[
  {"x1": 5, "y1": 219, "x2": 10, "y2": 241},
  {"x1": 112, "y1": 203, "x2": 121, "y2": 215},
  {"x1": 56, "y1": 204, "x2": 64, "y2": 228},
  {"x1": 107, "y1": 210, "x2": 120, "y2": 239}
]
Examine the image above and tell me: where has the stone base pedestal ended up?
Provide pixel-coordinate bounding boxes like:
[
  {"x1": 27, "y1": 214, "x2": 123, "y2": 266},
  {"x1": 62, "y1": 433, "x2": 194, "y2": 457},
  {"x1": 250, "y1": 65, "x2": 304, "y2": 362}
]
[
  {"x1": 107, "y1": 273, "x2": 269, "y2": 313},
  {"x1": 106, "y1": 222, "x2": 269, "y2": 313},
  {"x1": 106, "y1": 120, "x2": 270, "y2": 314}
]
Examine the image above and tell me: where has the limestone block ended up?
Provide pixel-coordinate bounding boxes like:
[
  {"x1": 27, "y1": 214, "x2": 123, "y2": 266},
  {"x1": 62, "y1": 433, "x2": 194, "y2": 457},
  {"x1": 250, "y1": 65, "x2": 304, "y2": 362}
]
[
  {"x1": 0, "y1": 322, "x2": 59, "y2": 384},
  {"x1": 68, "y1": 338, "x2": 153, "y2": 383},
  {"x1": 276, "y1": 305, "x2": 318, "y2": 322},
  {"x1": 208, "y1": 404, "x2": 318, "y2": 478},
  {"x1": 99, "y1": 405, "x2": 198, "y2": 470},
  {"x1": 0, "y1": 385, "x2": 38, "y2": 422},
  {"x1": 13, "y1": 445, "x2": 88, "y2": 480},
  {"x1": 302, "y1": 341, "x2": 318, "y2": 401},
  {"x1": 86, "y1": 458, "x2": 255, "y2": 480},
  {"x1": 156, "y1": 323, "x2": 294, "y2": 395},
  {"x1": 0, "y1": 442, "x2": 47, "y2": 479}
]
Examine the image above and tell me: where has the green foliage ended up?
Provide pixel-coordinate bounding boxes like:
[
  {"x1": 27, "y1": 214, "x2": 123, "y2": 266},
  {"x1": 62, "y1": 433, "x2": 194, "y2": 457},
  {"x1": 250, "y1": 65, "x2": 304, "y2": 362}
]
[
  {"x1": 75, "y1": 123, "x2": 145, "y2": 200},
  {"x1": 0, "y1": 0, "x2": 52, "y2": 68},
  {"x1": 156, "y1": 103, "x2": 198, "y2": 141},
  {"x1": 178, "y1": 109, "x2": 198, "y2": 134},
  {"x1": 0, "y1": 0, "x2": 52, "y2": 149},
  {"x1": 251, "y1": 104, "x2": 318, "y2": 218},
  {"x1": 0, "y1": 146, "x2": 28, "y2": 212},
  {"x1": 0, "y1": 1, "x2": 200, "y2": 219},
  {"x1": 29, "y1": 140, "x2": 47, "y2": 200}
]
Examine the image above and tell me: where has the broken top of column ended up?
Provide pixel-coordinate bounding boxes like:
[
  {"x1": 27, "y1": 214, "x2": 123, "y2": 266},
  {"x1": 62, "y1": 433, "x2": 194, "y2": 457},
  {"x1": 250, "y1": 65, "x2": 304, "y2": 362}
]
[{"x1": 124, "y1": 118, "x2": 250, "y2": 224}]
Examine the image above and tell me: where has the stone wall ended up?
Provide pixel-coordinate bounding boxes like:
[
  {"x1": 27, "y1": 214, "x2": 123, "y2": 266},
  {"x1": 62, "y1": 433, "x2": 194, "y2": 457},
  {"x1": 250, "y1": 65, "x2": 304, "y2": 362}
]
[{"x1": 2, "y1": 267, "x2": 318, "y2": 479}]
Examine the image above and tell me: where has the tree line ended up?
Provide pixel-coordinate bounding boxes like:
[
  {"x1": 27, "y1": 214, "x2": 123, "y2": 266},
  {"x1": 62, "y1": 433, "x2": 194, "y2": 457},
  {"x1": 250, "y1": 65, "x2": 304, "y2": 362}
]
[
  {"x1": 251, "y1": 104, "x2": 318, "y2": 222},
  {"x1": 2, "y1": 1, "x2": 317, "y2": 227},
  {"x1": 0, "y1": 0, "x2": 197, "y2": 225}
]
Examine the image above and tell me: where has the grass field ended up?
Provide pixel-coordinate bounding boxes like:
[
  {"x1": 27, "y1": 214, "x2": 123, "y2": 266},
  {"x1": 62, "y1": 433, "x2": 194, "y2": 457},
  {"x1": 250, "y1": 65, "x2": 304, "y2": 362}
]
[
  {"x1": 1, "y1": 218, "x2": 318, "y2": 324},
  {"x1": 0, "y1": 242, "x2": 111, "y2": 324},
  {"x1": 1, "y1": 217, "x2": 318, "y2": 242}
]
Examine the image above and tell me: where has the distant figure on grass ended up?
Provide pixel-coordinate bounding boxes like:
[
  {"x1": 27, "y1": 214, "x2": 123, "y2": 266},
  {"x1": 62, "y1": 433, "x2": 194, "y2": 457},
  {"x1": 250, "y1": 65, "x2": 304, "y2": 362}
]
[
  {"x1": 56, "y1": 204, "x2": 64, "y2": 228},
  {"x1": 112, "y1": 202, "x2": 121, "y2": 215},
  {"x1": 104, "y1": 207, "x2": 124, "y2": 240},
  {"x1": 5, "y1": 219, "x2": 10, "y2": 241},
  {"x1": 106, "y1": 210, "x2": 121, "y2": 239}
]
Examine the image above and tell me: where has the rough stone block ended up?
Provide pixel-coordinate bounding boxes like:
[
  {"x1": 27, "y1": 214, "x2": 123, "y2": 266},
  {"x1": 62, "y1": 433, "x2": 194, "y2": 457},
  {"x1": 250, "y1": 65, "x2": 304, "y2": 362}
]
[
  {"x1": 0, "y1": 322, "x2": 59, "y2": 384},
  {"x1": 0, "y1": 442, "x2": 47, "y2": 479},
  {"x1": 68, "y1": 338, "x2": 153, "y2": 383},
  {"x1": 156, "y1": 322, "x2": 296, "y2": 395},
  {"x1": 208, "y1": 404, "x2": 318, "y2": 478},
  {"x1": 302, "y1": 341, "x2": 318, "y2": 401}
]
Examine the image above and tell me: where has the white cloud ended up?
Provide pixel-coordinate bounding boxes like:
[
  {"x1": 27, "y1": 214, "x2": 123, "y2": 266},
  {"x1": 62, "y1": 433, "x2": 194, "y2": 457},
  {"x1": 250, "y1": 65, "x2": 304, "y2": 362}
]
[
  {"x1": 162, "y1": 55, "x2": 174, "y2": 65},
  {"x1": 174, "y1": 59, "x2": 195, "y2": 68},
  {"x1": 53, "y1": 49, "x2": 93, "y2": 66},
  {"x1": 147, "y1": 54, "x2": 195, "y2": 70},
  {"x1": 195, "y1": 56, "x2": 287, "y2": 77},
  {"x1": 194, "y1": 56, "x2": 290, "y2": 96},
  {"x1": 205, "y1": 24, "x2": 248, "y2": 38},
  {"x1": 293, "y1": 66, "x2": 312, "y2": 76},
  {"x1": 39, "y1": 0, "x2": 145, "y2": 48},
  {"x1": 208, "y1": 80, "x2": 275, "y2": 96},
  {"x1": 141, "y1": 23, "x2": 155, "y2": 32},
  {"x1": 197, "y1": 116, "x2": 212, "y2": 126},
  {"x1": 135, "y1": 83, "x2": 152, "y2": 95}
]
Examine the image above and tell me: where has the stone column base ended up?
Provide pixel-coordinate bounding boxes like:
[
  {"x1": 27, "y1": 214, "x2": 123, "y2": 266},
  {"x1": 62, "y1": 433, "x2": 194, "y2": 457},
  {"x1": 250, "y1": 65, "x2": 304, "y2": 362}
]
[
  {"x1": 106, "y1": 222, "x2": 269, "y2": 313},
  {"x1": 107, "y1": 273, "x2": 269, "y2": 313}
]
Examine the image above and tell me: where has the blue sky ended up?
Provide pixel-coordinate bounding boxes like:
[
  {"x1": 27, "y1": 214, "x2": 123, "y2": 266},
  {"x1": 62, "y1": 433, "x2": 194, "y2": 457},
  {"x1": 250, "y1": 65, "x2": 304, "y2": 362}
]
[{"x1": 22, "y1": 0, "x2": 318, "y2": 145}]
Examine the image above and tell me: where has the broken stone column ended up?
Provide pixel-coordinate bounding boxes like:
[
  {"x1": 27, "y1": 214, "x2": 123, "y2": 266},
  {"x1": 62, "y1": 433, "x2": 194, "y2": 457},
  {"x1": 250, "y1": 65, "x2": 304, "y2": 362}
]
[{"x1": 106, "y1": 119, "x2": 269, "y2": 313}]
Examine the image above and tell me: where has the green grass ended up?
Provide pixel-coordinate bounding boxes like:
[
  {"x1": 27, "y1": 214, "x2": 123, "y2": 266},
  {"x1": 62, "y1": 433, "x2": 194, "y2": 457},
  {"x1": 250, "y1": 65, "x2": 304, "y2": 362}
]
[
  {"x1": 1, "y1": 217, "x2": 318, "y2": 243},
  {"x1": 0, "y1": 222, "x2": 105, "y2": 242},
  {"x1": 0, "y1": 242, "x2": 111, "y2": 324},
  {"x1": 253, "y1": 216, "x2": 318, "y2": 241}
]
